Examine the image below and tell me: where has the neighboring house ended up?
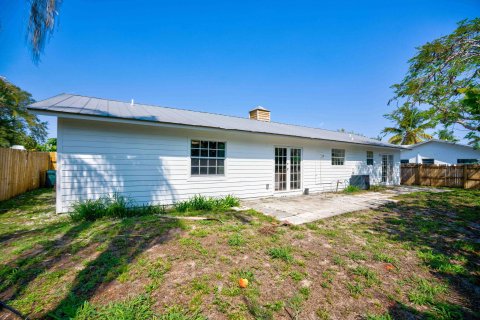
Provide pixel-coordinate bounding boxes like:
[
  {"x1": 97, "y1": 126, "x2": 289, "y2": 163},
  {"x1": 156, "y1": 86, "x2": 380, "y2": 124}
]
[
  {"x1": 28, "y1": 94, "x2": 402, "y2": 213},
  {"x1": 401, "y1": 139, "x2": 480, "y2": 165}
]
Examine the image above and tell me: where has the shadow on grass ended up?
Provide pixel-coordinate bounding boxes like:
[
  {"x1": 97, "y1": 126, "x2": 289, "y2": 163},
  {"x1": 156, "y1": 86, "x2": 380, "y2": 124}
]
[
  {"x1": 0, "y1": 221, "x2": 95, "y2": 301},
  {"x1": 372, "y1": 189, "x2": 480, "y2": 318},
  {"x1": 0, "y1": 219, "x2": 73, "y2": 246},
  {"x1": 48, "y1": 217, "x2": 183, "y2": 318},
  {"x1": 0, "y1": 189, "x2": 185, "y2": 319},
  {"x1": 0, "y1": 188, "x2": 55, "y2": 216},
  {"x1": 386, "y1": 301, "x2": 467, "y2": 320}
]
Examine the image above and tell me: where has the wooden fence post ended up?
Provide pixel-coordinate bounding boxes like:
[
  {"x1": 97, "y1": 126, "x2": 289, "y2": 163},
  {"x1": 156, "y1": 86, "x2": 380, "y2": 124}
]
[{"x1": 463, "y1": 165, "x2": 468, "y2": 189}]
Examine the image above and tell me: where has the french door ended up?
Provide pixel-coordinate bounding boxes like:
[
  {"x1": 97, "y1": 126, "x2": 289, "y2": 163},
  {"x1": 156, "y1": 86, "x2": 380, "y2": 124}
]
[
  {"x1": 381, "y1": 154, "x2": 394, "y2": 184},
  {"x1": 275, "y1": 147, "x2": 302, "y2": 191}
]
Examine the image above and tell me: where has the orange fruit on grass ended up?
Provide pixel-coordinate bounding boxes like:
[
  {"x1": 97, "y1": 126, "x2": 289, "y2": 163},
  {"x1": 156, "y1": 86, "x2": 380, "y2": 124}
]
[{"x1": 238, "y1": 278, "x2": 249, "y2": 288}]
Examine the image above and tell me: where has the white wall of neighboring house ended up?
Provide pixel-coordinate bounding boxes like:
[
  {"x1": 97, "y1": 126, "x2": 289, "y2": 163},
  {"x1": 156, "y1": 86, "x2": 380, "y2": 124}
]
[
  {"x1": 401, "y1": 141, "x2": 480, "y2": 165},
  {"x1": 56, "y1": 118, "x2": 401, "y2": 213}
]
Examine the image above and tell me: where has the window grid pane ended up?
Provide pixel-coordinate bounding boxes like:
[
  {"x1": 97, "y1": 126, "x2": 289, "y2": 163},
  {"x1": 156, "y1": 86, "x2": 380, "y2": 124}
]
[
  {"x1": 366, "y1": 151, "x2": 374, "y2": 166},
  {"x1": 191, "y1": 140, "x2": 226, "y2": 175},
  {"x1": 275, "y1": 147, "x2": 287, "y2": 191},
  {"x1": 332, "y1": 149, "x2": 345, "y2": 166}
]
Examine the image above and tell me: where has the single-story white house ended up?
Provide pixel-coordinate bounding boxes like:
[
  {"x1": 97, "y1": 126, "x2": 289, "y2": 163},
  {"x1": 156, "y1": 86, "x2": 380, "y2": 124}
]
[
  {"x1": 401, "y1": 139, "x2": 480, "y2": 165},
  {"x1": 28, "y1": 94, "x2": 403, "y2": 213}
]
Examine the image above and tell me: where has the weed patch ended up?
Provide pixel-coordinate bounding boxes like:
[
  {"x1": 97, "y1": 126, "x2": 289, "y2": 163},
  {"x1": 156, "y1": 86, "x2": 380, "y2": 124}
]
[
  {"x1": 69, "y1": 193, "x2": 166, "y2": 221},
  {"x1": 407, "y1": 277, "x2": 447, "y2": 306},
  {"x1": 344, "y1": 185, "x2": 362, "y2": 193},
  {"x1": 173, "y1": 195, "x2": 239, "y2": 212},
  {"x1": 351, "y1": 266, "x2": 380, "y2": 287},
  {"x1": 346, "y1": 281, "x2": 364, "y2": 298},
  {"x1": 227, "y1": 233, "x2": 245, "y2": 247},
  {"x1": 417, "y1": 250, "x2": 467, "y2": 275},
  {"x1": 267, "y1": 247, "x2": 294, "y2": 263}
]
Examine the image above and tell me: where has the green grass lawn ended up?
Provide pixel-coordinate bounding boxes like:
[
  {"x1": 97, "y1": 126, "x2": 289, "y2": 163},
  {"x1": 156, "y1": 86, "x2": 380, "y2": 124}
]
[{"x1": 0, "y1": 188, "x2": 479, "y2": 319}]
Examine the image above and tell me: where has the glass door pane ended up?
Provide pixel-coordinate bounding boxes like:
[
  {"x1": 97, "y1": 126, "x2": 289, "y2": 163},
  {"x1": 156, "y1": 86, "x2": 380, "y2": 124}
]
[
  {"x1": 290, "y1": 148, "x2": 301, "y2": 190},
  {"x1": 382, "y1": 155, "x2": 393, "y2": 184},
  {"x1": 388, "y1": 155, "x2": 394, "y2": 183},
  {"x1": 382, "y1": 155, "x2": 387, "y2": 183},
  {"x1": 275, "y1": 147, "x2": 287, "y2": 191}
]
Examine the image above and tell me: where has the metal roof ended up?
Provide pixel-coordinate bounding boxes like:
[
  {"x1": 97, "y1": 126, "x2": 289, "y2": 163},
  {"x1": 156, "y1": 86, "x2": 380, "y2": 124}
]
[
  {"x1": 28, "y1": 93, "x2": 403, "y2": 149},
  {"x1": 402, "y1": 139, "x2": 476, "y2": 149}
]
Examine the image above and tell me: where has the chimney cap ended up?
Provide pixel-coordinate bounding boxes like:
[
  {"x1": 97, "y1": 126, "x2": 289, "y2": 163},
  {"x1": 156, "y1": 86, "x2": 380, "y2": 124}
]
[{"x1": 250, "y1": 105, "x2": 269, "y2": 112}]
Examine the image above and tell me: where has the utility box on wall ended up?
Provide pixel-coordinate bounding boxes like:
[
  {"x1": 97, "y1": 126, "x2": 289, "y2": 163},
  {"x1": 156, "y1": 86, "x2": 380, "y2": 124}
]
[{"x1": 349, "y1": 175, "x2": 370, "y2": 190}]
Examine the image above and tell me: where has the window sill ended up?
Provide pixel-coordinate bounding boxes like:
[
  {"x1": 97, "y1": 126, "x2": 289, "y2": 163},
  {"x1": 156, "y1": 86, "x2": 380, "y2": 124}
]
[{"x1": 188, "y1": 175, "x2": 228, "y2": 182}]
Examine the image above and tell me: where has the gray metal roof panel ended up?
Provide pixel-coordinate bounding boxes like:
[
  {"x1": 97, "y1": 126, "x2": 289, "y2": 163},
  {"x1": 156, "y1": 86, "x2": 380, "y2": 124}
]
[
  {"x1": 403, "y1": 139, "x2": 476, "y2": 149},
  {"x1": 28, "y1": 93, "x2": 403, "y2": 149}
]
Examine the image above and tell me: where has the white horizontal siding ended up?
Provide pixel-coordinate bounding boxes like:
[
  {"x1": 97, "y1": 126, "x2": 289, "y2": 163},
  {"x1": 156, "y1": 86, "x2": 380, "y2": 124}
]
[
  {"x1": 56, "y1": 118, "x2": 401, "y2": 212},
  {"x1": 401, "y1": 142, "x2": 480, "y2": 165}
]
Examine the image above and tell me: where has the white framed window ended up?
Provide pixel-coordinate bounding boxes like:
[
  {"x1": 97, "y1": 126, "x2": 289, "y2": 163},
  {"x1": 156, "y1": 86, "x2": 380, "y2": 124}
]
[
  {"x1": 366, "y1": 151, "x2": 374, "y2": 165},
  {"x1": 331, "y1": 149, "x2": 345, "y2": 166},
  {"x1": 191, "y1": 140, "x2": 226, "y2": 175}
]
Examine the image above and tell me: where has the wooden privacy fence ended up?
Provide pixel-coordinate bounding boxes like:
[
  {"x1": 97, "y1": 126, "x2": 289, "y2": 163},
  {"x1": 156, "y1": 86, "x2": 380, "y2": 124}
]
[
  {"x1": 49, "y1": 152, "x2": 57, "y2": 170},
  {"x1": 0, "y1": 148, "x2": 56, "y2": 201},
  {"x1": 401, "y1": 164, "x2": 480, "y2": 189}
]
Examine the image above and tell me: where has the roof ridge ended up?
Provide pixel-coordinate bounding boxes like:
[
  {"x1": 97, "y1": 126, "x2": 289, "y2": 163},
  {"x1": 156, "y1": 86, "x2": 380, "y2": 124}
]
[{"x1": 63, "y1": 93, "x2": 379, "y2": 143}]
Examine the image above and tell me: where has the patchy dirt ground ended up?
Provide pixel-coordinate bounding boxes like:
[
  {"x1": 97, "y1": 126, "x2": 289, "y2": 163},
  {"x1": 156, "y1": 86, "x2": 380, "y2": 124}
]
[{"x1": 0, "y1": 188, "x2": 479, "y2": 319}]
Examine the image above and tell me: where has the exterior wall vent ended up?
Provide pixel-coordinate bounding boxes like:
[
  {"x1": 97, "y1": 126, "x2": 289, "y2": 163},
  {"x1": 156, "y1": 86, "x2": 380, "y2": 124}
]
[{"x1": 249, "y1": 106, "x2": 270, "y2": 122}]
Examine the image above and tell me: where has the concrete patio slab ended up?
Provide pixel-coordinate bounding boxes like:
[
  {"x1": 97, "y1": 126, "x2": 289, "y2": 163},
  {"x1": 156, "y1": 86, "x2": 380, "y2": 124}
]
[{"x1": 242, "y1": 186, "x2": 448, "y2": 225}]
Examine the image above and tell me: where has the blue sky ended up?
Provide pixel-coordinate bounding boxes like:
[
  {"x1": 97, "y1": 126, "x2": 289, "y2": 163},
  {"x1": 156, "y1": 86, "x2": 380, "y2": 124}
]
[{"x1": 1, "y1": 0, "x2": 478, "y2": 140}]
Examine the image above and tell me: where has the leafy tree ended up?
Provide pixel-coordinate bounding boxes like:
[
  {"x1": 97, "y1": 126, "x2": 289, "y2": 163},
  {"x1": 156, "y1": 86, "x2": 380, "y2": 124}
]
[
  {"x1": 381, "y1": 104, "x2": 435, "y2": 145},
  {"x1": 0, "y1": 1, "x2": 62, "y2": 62},
  {"x1": 458, "y1": 87, "x2": 480, "y2": 147},
  {"x1": 27, "y1": 0, "x2": 62, "y2": 62},
  {"x1": 38, "y1": 137, "x2": 57, "y2": 151},
  {"x1": 390, "y1": 18, "x2": 480, "y2": 148},
  {"x1": 435, "y1": 126, "x2": 459, "y2": 143},
  {"x1": 0, "y1": 77, "x2": 47, "y2": 149}
]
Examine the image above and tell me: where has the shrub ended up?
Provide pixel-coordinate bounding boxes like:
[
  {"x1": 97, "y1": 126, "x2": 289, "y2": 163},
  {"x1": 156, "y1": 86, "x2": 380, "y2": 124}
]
[
  {"x1": 173, "y1": 194, "x2": 240, "y2": 212},
  {"x1": 70, "y1": 198, "x2": 107, "y2": 221},
  {"x1": 104, "y1": 193, "x2": 133, "y2": 218},
  {"x1": 343, "y1": 185, "x2": 361, "y2": 193},
  {"x1": 222, "y1": 194, "x2": 240, "y2": 208},
  {"x1": 69, "y1": 193, "x2": 166, "y2": 221}
]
